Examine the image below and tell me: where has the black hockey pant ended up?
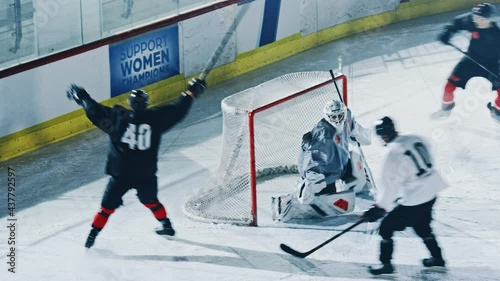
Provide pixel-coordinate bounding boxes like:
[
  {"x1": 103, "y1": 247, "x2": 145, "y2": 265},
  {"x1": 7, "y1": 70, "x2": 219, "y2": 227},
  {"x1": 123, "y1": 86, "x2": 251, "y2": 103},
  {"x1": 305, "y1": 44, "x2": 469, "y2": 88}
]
[
  {"x1": 378, "y1": 198, "x2": 443, "y2": 264},
  {"x1": 101, "y1": 176, "x2": 159, "y2": 209},
  {"x1": 91, "y1": 176, "x2": 167, "y2": 230}
]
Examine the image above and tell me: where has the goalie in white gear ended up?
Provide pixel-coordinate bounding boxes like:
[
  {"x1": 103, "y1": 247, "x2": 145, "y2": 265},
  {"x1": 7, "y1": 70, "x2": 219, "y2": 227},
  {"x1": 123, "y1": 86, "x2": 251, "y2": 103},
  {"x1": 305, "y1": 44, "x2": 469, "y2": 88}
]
[{"x1": 272, "y1": 100, "x2": 372, "y2": 222}]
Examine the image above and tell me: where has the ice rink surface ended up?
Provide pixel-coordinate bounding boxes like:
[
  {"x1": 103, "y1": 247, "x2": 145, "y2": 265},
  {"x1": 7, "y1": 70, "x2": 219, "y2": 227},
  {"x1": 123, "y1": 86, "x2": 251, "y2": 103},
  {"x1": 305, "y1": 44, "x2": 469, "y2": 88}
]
[{"x1": 1, "y1": 7, "x2": 500, "y2": 281}]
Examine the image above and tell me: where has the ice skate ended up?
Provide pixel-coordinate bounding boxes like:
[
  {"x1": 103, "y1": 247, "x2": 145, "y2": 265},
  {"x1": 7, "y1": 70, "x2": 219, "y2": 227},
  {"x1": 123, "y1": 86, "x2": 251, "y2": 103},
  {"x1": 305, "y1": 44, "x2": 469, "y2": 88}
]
[
  {"x1": 155, "y1": 218, "x2": 175, "y2": 236},
  {"x1": 368, "y1": 263, "x2": 394, "y2": 275},
  {"x1": 85, "y1": 228, "x2": 100, "y2": 248},
  {"x1": 423, "y1": 257, "x2": 446, "y2": 267},
  {"x1": 487, "y1": 102, "x2": 500, "y2": 122},
  {"x1": 431, "y1": 102, "x2": 455, "y2": 119}
]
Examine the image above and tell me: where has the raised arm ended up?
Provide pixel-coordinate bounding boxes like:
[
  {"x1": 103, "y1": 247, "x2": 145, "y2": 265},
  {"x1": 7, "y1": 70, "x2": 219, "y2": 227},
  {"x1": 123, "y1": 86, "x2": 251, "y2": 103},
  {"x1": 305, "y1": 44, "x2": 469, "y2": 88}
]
[
  {"x1": 66, "y1": 84, "x2": 114, "y2": 133},
  {"x1": 152, "y1": 78, "x2": 206, "y2": 133}
]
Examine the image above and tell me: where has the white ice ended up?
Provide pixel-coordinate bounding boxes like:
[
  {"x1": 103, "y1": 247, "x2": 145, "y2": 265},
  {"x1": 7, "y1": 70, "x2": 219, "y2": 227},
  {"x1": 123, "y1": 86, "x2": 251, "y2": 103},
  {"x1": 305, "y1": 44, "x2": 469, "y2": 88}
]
[{"x1": 1, "y1": 8, "x2": 500, "y2": 281}]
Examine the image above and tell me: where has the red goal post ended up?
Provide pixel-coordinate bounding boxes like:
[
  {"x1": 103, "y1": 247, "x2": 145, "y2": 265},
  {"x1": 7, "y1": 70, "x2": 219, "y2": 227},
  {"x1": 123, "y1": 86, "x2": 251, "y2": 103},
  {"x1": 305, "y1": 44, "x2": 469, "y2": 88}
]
[{"x1": 184, "y1": 71, "x2": 348, "y2": 226}]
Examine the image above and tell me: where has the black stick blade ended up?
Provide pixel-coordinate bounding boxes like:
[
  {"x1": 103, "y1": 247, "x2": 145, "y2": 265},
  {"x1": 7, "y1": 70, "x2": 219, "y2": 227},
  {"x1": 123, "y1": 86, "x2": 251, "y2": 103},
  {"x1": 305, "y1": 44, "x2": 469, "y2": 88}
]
[{"x1": 280, "y1": 243, "x2": 308, "y2": 258}]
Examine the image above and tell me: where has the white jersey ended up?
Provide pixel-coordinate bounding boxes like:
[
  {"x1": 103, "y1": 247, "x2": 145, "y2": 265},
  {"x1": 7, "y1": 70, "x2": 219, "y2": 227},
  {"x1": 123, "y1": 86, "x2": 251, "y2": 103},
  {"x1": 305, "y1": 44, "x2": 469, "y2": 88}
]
[{"x1": 376, "y1": 134, "x2": 448, "y2": 212}]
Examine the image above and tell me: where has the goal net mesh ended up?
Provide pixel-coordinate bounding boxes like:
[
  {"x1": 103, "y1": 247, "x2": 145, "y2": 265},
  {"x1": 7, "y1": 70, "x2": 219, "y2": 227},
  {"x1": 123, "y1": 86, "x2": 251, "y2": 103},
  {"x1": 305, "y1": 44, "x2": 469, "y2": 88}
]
[{"x1": 183, "y1": 71, "x2": 347, "y2": 225}]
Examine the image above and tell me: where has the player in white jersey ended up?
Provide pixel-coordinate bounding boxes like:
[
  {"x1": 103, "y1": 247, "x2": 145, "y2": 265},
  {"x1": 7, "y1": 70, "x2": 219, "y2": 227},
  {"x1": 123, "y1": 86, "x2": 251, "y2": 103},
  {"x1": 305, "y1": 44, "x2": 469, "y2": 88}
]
[
  {"x1": 362, "y1": 117, "x2": 448, "y2": 275},
  {"x1": 272, "y1": 100, "x2": 372, "y2": 222}
]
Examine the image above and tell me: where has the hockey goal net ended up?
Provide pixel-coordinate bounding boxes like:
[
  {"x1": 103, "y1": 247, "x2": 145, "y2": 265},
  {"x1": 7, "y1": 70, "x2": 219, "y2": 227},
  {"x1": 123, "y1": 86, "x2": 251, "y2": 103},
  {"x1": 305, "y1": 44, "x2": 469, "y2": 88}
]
[{"x1": 184, "y1": 71, "x2": 348, "y2": 226}]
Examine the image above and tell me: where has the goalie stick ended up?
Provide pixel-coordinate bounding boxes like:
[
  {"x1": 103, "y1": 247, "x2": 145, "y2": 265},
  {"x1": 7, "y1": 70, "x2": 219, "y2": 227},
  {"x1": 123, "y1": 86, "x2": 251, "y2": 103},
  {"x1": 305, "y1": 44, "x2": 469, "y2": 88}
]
[
  {"x1": 356, "y1": 142, "x2": 377, "y2": 192},
  {"x1": 198, "y1": 0, "x2": 253, "y2": 80},
  {"x1": 280, "y1": 219, "x2": 366, "y2": 258},
  {"x1": 329, "y1": 69, "x2": 344, "y2": 103}
]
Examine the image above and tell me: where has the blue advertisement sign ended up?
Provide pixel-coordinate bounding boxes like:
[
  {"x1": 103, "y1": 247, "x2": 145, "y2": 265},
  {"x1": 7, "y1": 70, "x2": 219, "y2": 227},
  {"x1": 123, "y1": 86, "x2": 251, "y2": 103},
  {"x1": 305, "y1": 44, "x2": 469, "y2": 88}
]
[{"x1": 109, "y1": 25, "x2": 180, "y2": 97}]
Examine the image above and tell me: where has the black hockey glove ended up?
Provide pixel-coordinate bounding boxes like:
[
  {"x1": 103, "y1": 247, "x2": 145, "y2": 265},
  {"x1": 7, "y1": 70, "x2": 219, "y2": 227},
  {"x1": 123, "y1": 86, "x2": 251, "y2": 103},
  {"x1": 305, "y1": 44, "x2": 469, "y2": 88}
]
[
  {"x1": 438, "y1": 31, "x2": 451, "y2": 45},
  {"x1": 66, "y1": 83, "x2": 90, "y2": 105},
  {"x1": 187, "y1": 78, "x2": 207, "y2": 98},
  {"x1": 361, "y1": 206, "x2": 386, "y2": 222}
]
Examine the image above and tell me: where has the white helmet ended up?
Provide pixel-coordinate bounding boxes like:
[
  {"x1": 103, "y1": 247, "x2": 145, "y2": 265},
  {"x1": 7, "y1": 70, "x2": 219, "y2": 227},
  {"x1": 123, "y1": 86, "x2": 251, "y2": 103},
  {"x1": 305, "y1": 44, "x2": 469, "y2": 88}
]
[{"x1": 323, "y1": 100, "x2": 347, "y2": 132}]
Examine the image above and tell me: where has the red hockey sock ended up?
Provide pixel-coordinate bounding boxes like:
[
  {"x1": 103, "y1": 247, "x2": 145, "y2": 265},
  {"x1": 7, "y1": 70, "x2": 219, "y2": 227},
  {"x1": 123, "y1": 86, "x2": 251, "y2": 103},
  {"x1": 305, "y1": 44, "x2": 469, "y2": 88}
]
[
  {"x1": 443, "y1": 82, "x2": 457, "y2": 104},
  {"x1": 495, "y1": 89, "x2": 500, "y2": 109},
  {"x1": 144, "y1": 202, "x2": 167, "y2": 221},
  {"x1": 91, "y1": 207, "x2": 115, "y2": 230}
]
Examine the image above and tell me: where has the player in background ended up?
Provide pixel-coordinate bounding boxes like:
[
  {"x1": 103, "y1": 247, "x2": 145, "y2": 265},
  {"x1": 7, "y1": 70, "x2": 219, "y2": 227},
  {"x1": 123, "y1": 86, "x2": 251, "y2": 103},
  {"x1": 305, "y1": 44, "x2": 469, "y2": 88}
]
[
  {"x1": 66, "y1": 78, "x2": 206, "y2": 248},
  {"x1": 433, "y1": 3, "x2": 500, "y2": 121},
  {"x1": 272, "y1": 100, "x2": 372, "y2": 222},
  {"x1": 122, "y1": 0, "x2": 133, "y2": 18},
  {"x1": 362, "y1": 117, "x2": 448, "y2": 275}
]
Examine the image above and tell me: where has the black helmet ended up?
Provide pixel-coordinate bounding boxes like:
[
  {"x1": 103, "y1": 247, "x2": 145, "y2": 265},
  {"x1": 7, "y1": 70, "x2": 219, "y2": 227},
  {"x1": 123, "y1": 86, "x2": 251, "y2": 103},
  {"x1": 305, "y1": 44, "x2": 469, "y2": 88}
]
[
  {"x1": 472, "y1": 3, "x2": 496, "y2": 18},
  {"x1": 129, "y1": 89, "x2": 149, "y2": 110},
  {"x1": 374, "y1": 116, "x2": 397, "y2": 137}
]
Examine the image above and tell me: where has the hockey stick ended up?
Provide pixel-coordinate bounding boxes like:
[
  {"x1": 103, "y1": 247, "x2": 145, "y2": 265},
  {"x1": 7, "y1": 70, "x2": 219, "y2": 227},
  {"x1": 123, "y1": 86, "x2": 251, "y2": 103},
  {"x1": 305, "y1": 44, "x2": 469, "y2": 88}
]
[
  {"x1": 280, "y1": 219, "x2": 366, "y2": 258},
  {"x1": 449, "y1": 43, "x2": 500, "y2": 81},
  {"x1": 198, "y1": 0, "x2": 253, "y2": 80},
  {"x1": 356, "y1": 142, "x2": 377, "y2": 192},
  {"x1": 184, "y1": 1, "x2": 256, "y2": 225},
  {"x1": 329, "y1": 69, "x2": 344, "y2": 103}
]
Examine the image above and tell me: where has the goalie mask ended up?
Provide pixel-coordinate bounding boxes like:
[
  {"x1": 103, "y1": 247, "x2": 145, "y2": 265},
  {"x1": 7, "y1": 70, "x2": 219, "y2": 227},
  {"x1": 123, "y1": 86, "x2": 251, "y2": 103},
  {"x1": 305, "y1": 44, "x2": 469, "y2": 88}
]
[
  {"x1": 323, "y1": 100, "x2": 347, "y2": 132},
  {"x1": 129, "y1": 89, "x2": 149, "y2": 110}
]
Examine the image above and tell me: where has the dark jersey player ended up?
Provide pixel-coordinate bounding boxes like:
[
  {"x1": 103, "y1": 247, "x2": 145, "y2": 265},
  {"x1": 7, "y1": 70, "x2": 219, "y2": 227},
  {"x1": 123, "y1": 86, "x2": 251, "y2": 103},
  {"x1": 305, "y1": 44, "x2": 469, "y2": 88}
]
[
  {"x1": 66, "y1": 78, "x2": 206, "y2": 248},
  {"x1": 434, "y1": 3, "x2": 500, "y2": 121}
]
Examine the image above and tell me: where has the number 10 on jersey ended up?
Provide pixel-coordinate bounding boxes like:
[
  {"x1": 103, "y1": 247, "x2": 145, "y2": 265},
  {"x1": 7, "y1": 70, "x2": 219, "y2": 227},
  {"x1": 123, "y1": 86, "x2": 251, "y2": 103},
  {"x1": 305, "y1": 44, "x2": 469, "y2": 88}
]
[
  {"x1": 121, "y1": 124, "x2": 152, "y2": 150},
  {"x1": 404, "y1": 142, "x2": 433, "y2": 178}
]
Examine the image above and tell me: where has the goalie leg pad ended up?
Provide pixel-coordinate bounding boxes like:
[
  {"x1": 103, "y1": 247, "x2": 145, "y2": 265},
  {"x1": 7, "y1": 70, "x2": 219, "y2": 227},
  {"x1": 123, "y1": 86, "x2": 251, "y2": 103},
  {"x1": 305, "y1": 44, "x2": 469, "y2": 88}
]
[
  {"x1": 314, "y1": 189, "x2": 355, "y2": 214},
  {"x1": 297, "y1": 172, "x2": 326, "y2": 204},
  {"x1": 272, "y1": 190, "x2": 356, "y2": 222},
  {"x1": 272, "y1": 194, "x2": 298, "y2": 222}
]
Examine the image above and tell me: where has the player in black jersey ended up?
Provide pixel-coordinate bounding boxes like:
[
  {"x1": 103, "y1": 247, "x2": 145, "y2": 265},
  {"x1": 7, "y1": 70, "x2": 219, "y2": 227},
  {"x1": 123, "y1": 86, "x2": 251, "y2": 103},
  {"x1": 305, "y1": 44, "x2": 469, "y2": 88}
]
[
  {"x1": 434, "y1": 3, "x2": 500, "y2": 120},
  {"x1": 67, "y1": 78, "x2": 206, "y2": 248}
]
